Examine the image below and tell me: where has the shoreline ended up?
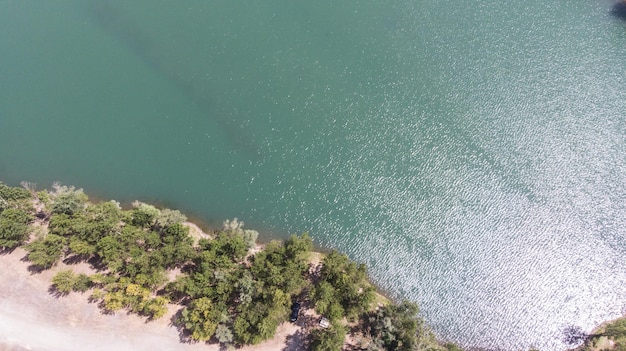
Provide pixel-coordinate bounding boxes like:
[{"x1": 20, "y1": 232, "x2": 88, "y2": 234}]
[{"x1": 1, "y1": 181, "x2": 623, "y2": 351}]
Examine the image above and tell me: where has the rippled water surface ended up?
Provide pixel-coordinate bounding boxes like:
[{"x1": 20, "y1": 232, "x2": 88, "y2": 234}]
[{"x1": 1, "y1": 1, "x2": 626, "y2": 350}]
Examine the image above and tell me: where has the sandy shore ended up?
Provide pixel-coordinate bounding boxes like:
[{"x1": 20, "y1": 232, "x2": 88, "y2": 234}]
[{"x1": 0, "y1": 248, "x2": 304, "y2": 351}]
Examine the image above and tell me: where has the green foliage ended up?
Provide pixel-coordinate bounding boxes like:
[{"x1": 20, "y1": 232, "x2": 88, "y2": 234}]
[
  {"x1": 311, "y1": 250, "x2": 375, "y2": 321},
  {"x1": 250, "y1": 235, "x2": 311, "y2": 296},
  {"x1": 51, "y1": 270, "x2": 92, "y2": 294},
  {"x1": 73, "y1": 273, "x2": 92, "y2": 292},
  {"x1": 181, "y1": 297, "x2": 224, "y2": 341},
  {"x1": 601, "y1": 318, "x2": 626, "y2": 350},
  {"x1": 26, "y1": 234, "x2": 66, "y2": 269},
  {"x1": 366, "y1": 301, "x2": 421, "y2": 351},
  {"x1": 91, "y1": 288, "x2": 105, "y2": 300},
  {"x1": 68, "y1": 236, "x2": 96, "y2": 256},
  {"x1": 445, "y1": 342, "x2": 464, "y2": 351},
  {"x1": 223, "y1": 218, "x2": 258, "y2": 249},
  {"x1": 0, "y1": 182, "x2": 31, "y2": 203},
  {"x1": 0, "y1": 208, "x2": 32, "y2": 249},
  {"x1": 131, "y1": 202, "x2": 159, "y2": 228},
  {"x1": 52, "y1": 269, "x2": 76, "y2": 294},
  {"x1": 155, "y1": 208, "x2": 187, "y2": 230},
  {"x1": 215, "y1": 324, "x2": 234, "y2": 345},
  {"x1": 309, "y1": 322, "x2": 347, "y2": 351},
  {"x1": 143, "y1": 296, "x2": 169, "y2": 320},
  {"x1": 233, "y1": 288, "x2": 290, "y2": 345},
  {"x1": 96, "y1": 235, "x2": 124, "y2": 271},
  {"x1": 49, "y1": 183, "x2": 88, "y2": 215},
  {"x1": 200, "y1": 230, "x2": 248, "y2": 263}
]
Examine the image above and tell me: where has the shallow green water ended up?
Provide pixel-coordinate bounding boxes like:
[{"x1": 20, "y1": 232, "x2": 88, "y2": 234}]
[{"x1": 2, "y1": 1, "x2": 626, "y2": 349}]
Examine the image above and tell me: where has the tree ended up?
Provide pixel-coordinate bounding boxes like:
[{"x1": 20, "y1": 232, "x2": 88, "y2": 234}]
[
  {"x1": 180, "y1": 297, "x2": 224, "y2": 341},
  {"x1": 155, "y1": 208, "x2": 187, "y2": 231},
  {"x1": 223, "y1": 218, "x2": 258, "y2": 249},
  {"x1": 73, "y1": 273, "x2": 92, "y2": 292},
  {"x1": 366, "y1": 301, "x2": 422, "y2": 351},
  {"x1": 49, "y1": 183, "x2": 88, "y2": 216},
  {"x1": 232, "y1": 287, "x2": 290, "y2": 345},
  {"x1": 143, "y1": 296, "x2": 169, "y2": 319},
  {"x1": 130, "y1": 201, "x2": 159, "y2": 228},
  {"x1": 309, "y1": 323, "x2": 347, "y2": 351},
  {"x1": 52, "y1": 269, "x2": 76, "y2": 294},
  {"x1": 26, "y1": 234, "x2": 66, "y2": 269},
  {"x1": 0, "y1": 208, "x2": 32, "y2": 249},
  {"x1": 215, "y1": 324, "x2": 234, "y2": 345},
  {"x1": 0, "y1": 182, "x2": 31, "y2": 203},
  {"x1": 311, "y1": 250, "x2": 375, "y2": 321}
]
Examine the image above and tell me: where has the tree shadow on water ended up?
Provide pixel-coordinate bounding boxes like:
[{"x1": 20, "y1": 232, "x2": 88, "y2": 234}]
[
  {"x1": 611, "y1": 1, "x2": 626, "y2": 20},
  {"x1": 563, "y1": 325, "x2": 588, "y2": 346}
]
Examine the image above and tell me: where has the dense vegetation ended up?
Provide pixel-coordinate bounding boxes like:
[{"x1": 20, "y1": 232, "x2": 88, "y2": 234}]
[{"x1": 0, "y1": 181, "x2": 460, "y2": 351}]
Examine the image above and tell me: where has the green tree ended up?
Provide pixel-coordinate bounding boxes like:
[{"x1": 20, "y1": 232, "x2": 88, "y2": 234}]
[
  {"x1": 0, "y1": 182, "x2": 31, "y2": 203},
  {"x1": 96, "y1": 236, "x2": 124, "y2": 272},
  {"x1": 52, "y1": 269, "x2": 76, "y2": 294},
  {"x1": 0, "y1": 208, "x2": 32, "y2": 249},
  {"x1": 73, "y1": 273, "x2": 92, "y2": 292},
  {"x1": 130, "y1": 201, "x2": 159, "y2": 228},
  {"x1": 181, "y1": 297, "x2": 224, "y2": 341},
  {"x1": 155, "y1": 208, "x2": 187, "y2": 231},
  {"x1": 233, "y1": 287, "x2": 290, "y2": 345},
  {"x1": 215, "y1": 324, "x2": 234, "y2": 345},
  {"x1": 311, "y1": 250, "x2": 374, "y2": 321},
  {"x1": 366, "y1": 301, "x2": 422, "y2": 351},
  {"x1": 26, "y1": 234, "x2": 66, "y2": 269},
  {"x1": 49, "y1": 183, "x2": 88, "y2": 216},
  {"x1": 143, "y1": 296, "x2": 169, "y2": 320},
  {"x1": 309, "y1": 323, "x2": 347, "y2": 351}
]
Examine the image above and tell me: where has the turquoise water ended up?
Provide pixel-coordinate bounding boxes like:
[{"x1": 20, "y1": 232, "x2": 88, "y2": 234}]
[{"x1": 2, "y1": 1, "x2": 626, "y2": 349}]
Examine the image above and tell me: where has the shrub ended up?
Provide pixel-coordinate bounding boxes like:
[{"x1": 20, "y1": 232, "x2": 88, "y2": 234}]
[
  {"x1": 26, "y1": 234, "x2": 66, "y2": 269},
  {"x1": 73, "y1": 273, "x2": 92, "y2": 292},
  {"x1": 309, "y1": 322, "x2": 347, "y2": 351},
  {"x1": 0, "y1": 208, "x2": 32, "y2": 249},
  {"x1": 52, "y1": 269, "x2": 76, "y2": 294}
]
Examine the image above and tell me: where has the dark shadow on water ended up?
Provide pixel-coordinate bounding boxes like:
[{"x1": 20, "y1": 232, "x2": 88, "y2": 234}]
[
  {"x1": 563, "y1": 325, "x2": 588, "y2": 346},
  {"x1": 611, "y1": 1, "x2": 626, "y2": 20}
]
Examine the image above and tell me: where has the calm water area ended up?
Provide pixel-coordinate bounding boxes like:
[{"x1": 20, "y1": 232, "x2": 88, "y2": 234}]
[{"x1": 2, "y1": 1, "x2": 626, "y2": 350}]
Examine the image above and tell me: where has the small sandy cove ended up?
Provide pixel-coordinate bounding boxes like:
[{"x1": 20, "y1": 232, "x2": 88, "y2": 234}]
[{"x1": 0, "y1": 230, "x2": 309, "y2": 351}]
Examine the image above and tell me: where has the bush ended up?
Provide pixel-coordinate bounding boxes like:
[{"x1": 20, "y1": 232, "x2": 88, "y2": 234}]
[
  {"x1": 73, "y1": 273, "x2": 92, "y2": 292},
  {"x1": 181, "y1": 297, "x2": 224, "y2": 341},
  {"x1": 311, "y1": 250, "x2": 374, "y2": 321},
  {"x1": 52, "y1": 269, "x2": 76, "y2": 294},
  {"x1": 309, "y1": 323, "x2": 347, "y2": 351},
  {"x1": 26, "y1": 234, "x2": 66, "y2": 269},
  {"x1": 366, "y1": 301, "x2": 422, "y2": 351},
  {"x1": 0, "y1": 182, "x2": 31, "y2": 202},
  {"x1": 49, "y1": 184, "x2": 88, "y2": 216},
  {"x1": 0, "y1": 208, "x2": 32, "y2": 249}
]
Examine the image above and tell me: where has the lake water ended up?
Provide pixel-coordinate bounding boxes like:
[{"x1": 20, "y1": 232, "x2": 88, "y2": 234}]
[{"x1": 1, "y1": 1, "x2": 626, "y2": 350}]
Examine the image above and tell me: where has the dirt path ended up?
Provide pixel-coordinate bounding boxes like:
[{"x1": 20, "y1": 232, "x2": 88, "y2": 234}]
[{"x1": 0, "y1": 248, "x2": 302, "y2": 351}]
